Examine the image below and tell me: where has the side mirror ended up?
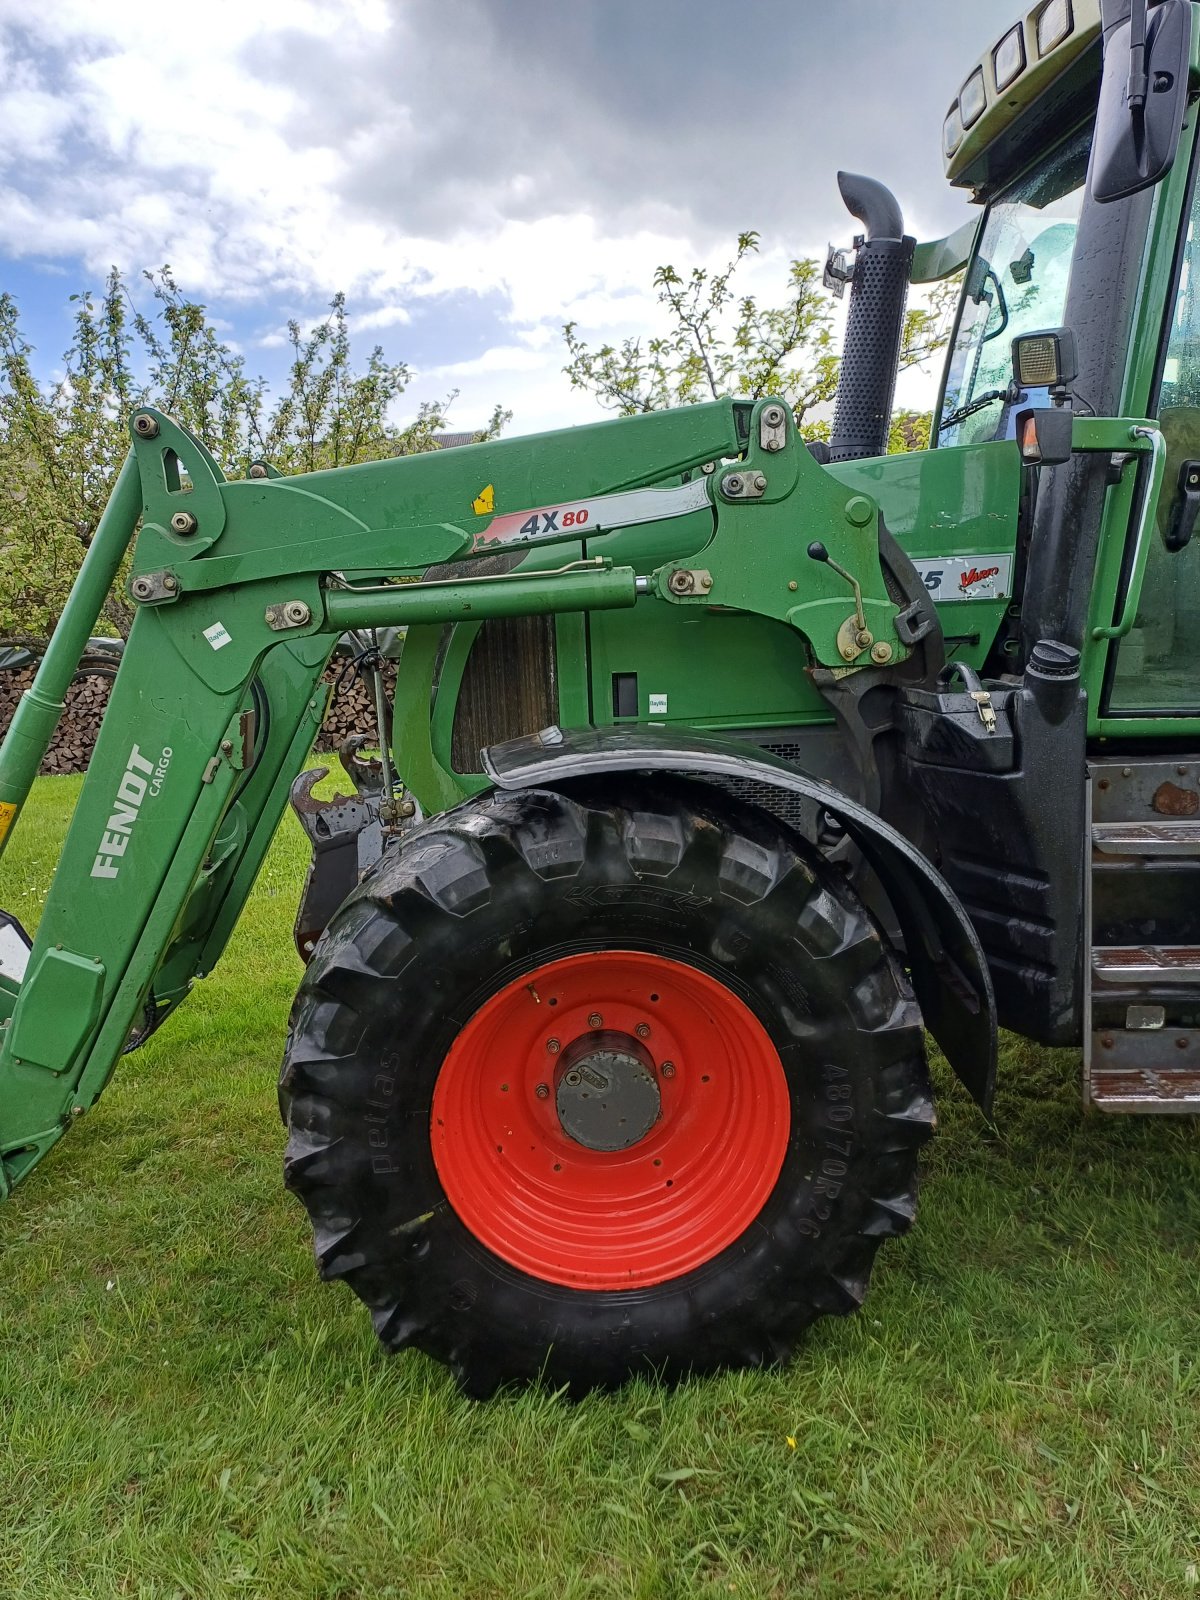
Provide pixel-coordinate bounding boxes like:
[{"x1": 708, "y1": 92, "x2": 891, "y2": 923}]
[{"x1": 1093, "y1": 0, "x2": 1191, "y2": 204}]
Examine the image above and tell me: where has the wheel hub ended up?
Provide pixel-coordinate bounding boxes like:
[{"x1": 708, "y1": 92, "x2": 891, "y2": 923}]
[{"x1": 554, "y1": 1030, "x2": 661, "y2": 1151}]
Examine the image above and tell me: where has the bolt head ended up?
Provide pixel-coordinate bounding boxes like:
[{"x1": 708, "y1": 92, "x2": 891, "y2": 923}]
[
  {"x1": 752, "y1": 473, "x2": 767, "y2": 492},
  {"x1": 724, "y1": 474, "x2": 743, "y2": 496},
  {"x1": 170, "y1": 511, "x2": 198, "y2": 536},
  {"x1": 132, "y1": 578, "x2": 153, "y2": 600},
  {"x1": 635, "y1": 1022, "x2": 651, "y2": 1039},
  {"x1": 132, "y1": 413, "x2": 159, "y2": 439},
  {"x1": 588, "y1": 1012, "x2": 603, "y2": 1028},
  {"x1": 283, "y1": 600, "x2": 311, "y2": 626},
  {"x1": 163, "y1": 575, "x2": 178, "y2": 591},
  {"x1": 546, "y1": 1038, "x2": 561, "y2": 1054},
  {"x1": 870, "y1": 641, "x2": 893, "y2": 665},
  {"x1": 660, "y1": 1061, "x2": 676, "y2": 1078},
  {"x1": 535, "y1": 1082, "x2": 550, "y2": 1099},
  {"x1": 699, "y1": 574, "x2": 713, "y2": 591},
  {"x1": 763, "y1": 405, "x2": 785, "y2": 426},
  {"x1": 668, "y1": 570, "x2": 694, "y2": 596}
]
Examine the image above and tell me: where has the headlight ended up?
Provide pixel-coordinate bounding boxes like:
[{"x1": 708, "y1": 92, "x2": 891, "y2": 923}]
[
  {"x1": 944, "y1": 102, "x2": 965, "y2": 157},
  {"x1": 1036, "y1": 0, "x2": 1073, "y2": 56},
  {"x1": 960, "y1": 68, "x2": 987, "y2": 128},
  {"x1": 993, "y1": 25, "x2": 1026, "y2": 91}
]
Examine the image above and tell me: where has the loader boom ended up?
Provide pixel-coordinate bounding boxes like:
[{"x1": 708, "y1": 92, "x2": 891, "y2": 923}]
[{"x1": 0, "y1": 393, "x2": 916, "y2": 1194}]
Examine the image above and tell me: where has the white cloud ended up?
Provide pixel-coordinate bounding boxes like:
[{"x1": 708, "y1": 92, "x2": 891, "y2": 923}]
[{"x1": 0, "y1": 0, "x2": 1008, "y2": 433}]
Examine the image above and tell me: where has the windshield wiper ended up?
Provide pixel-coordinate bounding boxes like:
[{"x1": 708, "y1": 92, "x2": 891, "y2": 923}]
[{"x1": 938, "y1": 389, "x2": 1008, "y2": 433}]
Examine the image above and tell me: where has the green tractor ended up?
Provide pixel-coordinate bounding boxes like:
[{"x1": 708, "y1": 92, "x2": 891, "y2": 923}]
[{"x1": 0, "y1": 0, "x2": 1196, "y2": 1395}]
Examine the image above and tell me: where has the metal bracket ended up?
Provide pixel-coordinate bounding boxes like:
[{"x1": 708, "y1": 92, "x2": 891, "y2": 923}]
[
  {"x1": 129, "y1": 571, "x2": 179, "y2": 604},
  {"x1": 666, "y1": 568, "x2": 713, "y2": 597},
  {"x1": 720, "y1": 471, "x2": 767, "y2": 501},
  {"x1": 758, "y1": 404, "x2": 788, "y2": 454},
  {"x1": 265, "y1": 600, "x2": 313, "y2": 631},
  {"x1": 823, "y1": 243, "x2": 856, "y2": 298},
  {"x1": 836, "y1": 614, "x2": 874, "y2": 662}
]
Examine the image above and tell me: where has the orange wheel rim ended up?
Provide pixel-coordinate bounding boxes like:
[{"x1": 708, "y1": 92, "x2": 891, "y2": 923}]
[{"x1": 430, "y1": 950, "x2": 791, "y2": 1289}]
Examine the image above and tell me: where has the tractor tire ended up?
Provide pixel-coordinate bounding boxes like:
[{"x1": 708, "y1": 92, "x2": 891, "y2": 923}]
[{"x1": 280, "y1": 778, "x2": 932, "y2": 1396}]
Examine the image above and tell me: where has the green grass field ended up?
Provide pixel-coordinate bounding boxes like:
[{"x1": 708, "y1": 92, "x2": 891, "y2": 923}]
[{"x1": 1, "y1": 776, "x2": 1199, "y2": 1599}]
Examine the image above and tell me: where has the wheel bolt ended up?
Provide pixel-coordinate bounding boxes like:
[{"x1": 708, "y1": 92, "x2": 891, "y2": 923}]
[
  {"x1": 588, "y1": 1012, "x2": 603, "y2": 1028},
  {"x1": 660, "y1": 1060, "x2": 676, "y2": 1078},
  {"x1": 635, "y1": 1023, "x2": 651, "y2": 1039},
  {"x1": 546, "y1": 1037, "x2": 561, "y2": 1054},
  {"x1": 535, "y1": 1082, "x2": 550, "y2": 1099}
]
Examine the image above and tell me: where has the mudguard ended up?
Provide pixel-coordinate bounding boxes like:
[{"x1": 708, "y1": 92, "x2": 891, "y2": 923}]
[{"x1": 483, "y1": 724, "x2": 997, "y2": 1116}]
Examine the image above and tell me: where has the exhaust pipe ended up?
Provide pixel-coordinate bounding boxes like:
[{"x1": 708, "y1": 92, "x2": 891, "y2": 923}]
[{"x1": 827, "y1": 173, "x2": 915, "y2": 463}]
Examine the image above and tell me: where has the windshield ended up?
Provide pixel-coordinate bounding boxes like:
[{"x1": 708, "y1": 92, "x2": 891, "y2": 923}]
[{"x1": 937, "y1": 127, "x2": 1091, "y2": 448}]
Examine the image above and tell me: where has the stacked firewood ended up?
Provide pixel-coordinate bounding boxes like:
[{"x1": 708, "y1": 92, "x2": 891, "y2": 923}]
[
  {"x1": 313, "y1": 659, "x2": 397, "y2": 753},
  {"x1": 0, "y1": 659, "x2": 392, "y2": 774}
]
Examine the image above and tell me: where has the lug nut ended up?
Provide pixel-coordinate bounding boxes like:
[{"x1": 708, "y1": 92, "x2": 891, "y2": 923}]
[
  {"x1": 660, "y1": 1061, "x2": 676, "y2": 1078},
  {"x1": 635, "y1": 1023, "x2": 651, "y2": 1039},
  {"x1": 588, "y1": 1012, "x2": 603, "y2": 1028},
  {"x1": 535, "y1": 1082, "x2": 550, "y2": 1099},
  {"x1": 546, "y1": 1038, "x2": 561, "y2": 1054},
  {"x1": 132, "y1": 413, "x2": 159, "y2": 438},
  {"x1": 170, "y1": 511, "x2": 198, "y2": 536}
]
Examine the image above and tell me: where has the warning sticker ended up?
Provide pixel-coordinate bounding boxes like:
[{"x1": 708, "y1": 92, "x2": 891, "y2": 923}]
[
  {"x1": 473, "y1": 484, "x2": 495, "y2": 516},
  {"x1": 0, "y1": 801, "x2": 16, "y2": 847},
  {"x1": 649, "y1": 693, "x2": 668, "y2": 716},
  {"x1": 203, "y1": 621, "x2": 232, "y2": 651}
]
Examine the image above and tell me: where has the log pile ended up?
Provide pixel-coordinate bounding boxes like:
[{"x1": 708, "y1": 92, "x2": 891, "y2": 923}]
[{"x1": 0, "y1": 658, "x2": 392, "y2": 775}]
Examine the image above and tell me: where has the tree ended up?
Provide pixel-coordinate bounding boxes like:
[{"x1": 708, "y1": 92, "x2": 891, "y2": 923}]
[
  {"x1": 0, "y1": 270, "x2": 508, "y2": 646},
  {"x1": 562, "y1": 232, "x2": 956, "y2": 444}
]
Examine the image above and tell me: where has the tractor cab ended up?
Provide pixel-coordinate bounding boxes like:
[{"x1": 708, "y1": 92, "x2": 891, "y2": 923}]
[{"x1": 833, "y1": 0, "x2": 1200, "y2": 1107}]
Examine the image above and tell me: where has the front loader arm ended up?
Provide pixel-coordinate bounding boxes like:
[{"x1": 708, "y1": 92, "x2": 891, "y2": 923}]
[{"x1": 0, "y1": 395, "x2": 915, "y2": 1196}]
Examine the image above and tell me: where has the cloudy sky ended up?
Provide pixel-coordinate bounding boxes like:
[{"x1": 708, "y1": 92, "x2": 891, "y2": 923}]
[{"x1": 0, "y1": 0, "x2": 1021, "y2": 438}]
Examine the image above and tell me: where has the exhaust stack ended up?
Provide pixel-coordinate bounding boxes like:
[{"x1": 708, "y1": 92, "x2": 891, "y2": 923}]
[{"x1": 827, "y1": 173, "x2": 915, "y2": 463}]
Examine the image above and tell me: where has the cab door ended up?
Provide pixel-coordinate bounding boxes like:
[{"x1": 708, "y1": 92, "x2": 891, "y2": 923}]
[{"x1": 1101, "y1": 162, "x2": 1200, "y2": 731}]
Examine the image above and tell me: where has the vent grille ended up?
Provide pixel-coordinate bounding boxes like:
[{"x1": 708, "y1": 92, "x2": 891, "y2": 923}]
[{"x1": 450, "y1": 616, "x2": 558, "y2": 774}]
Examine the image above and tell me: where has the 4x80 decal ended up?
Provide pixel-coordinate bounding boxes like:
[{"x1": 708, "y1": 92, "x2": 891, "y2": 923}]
[{"x1": 473, "y1": 478, "x2": 712, "y2": 550}]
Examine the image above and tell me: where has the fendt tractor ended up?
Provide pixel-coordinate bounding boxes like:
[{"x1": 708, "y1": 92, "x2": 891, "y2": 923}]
[{"x1": 0, "y1": 0, "x2": 1196, "y2": 1395}]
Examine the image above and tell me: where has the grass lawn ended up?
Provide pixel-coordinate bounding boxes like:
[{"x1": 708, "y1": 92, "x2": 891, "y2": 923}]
[{"x1": 1, "y1": 775, "x2": 1199, "y2": 1599}]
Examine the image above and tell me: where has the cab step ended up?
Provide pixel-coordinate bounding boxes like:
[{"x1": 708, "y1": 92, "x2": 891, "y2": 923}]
[
  {"x1": 1087, "y1": 758, "x2": 1200, "y2": 1113},
  {"x1": 1092, "y1": 820, "x2": 1200, "y2": 856},
  {"x1": 1092, "y1": 945, "x2": 1200, "y2": 984},
  {"x1": 1089, "y1": 1027, "x2": 1200, "y2": 1113}
]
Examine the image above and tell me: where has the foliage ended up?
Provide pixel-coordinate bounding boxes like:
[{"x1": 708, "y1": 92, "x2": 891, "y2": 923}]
[
  {"x1": 3, "y1": 777, "x2": 1200, "y2": 1598},
  {"x1": 563, "y1": 231, "x2": 957, "y2": 448},
  {"x1": 0, "y1": 271, "x2": 508, "y2": 646}
]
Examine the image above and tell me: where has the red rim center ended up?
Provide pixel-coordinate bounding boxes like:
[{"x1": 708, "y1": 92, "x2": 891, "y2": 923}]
[{"x1": 430, "y1": 950, "x2": 791, "y2": 1289}]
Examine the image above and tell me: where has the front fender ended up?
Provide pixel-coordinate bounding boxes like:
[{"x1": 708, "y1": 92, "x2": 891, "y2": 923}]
[{"x1": 483, "y1": 724, "x2": 997, "y2": 1116}]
